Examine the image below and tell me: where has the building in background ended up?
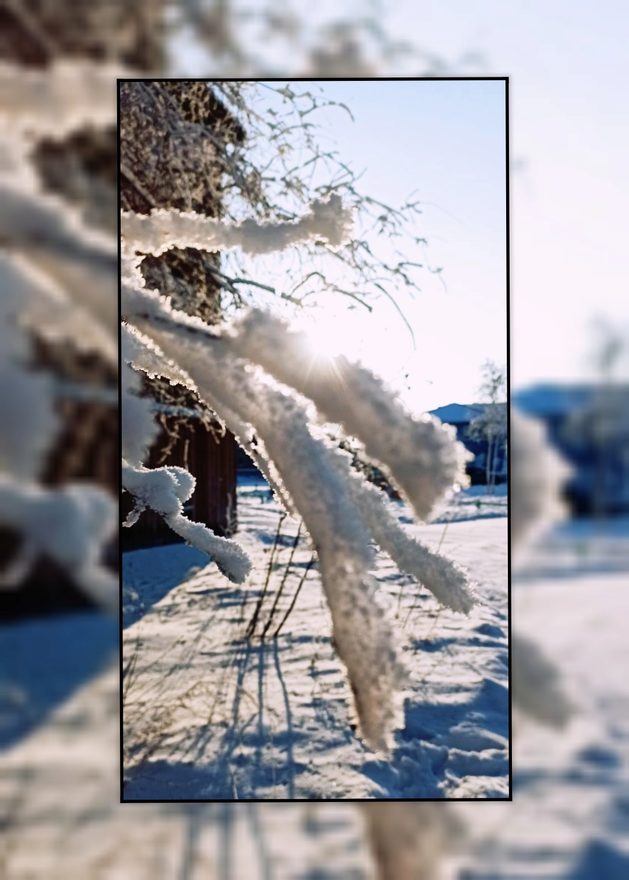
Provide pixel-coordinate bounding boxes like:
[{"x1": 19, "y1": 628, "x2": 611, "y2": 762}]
[
  {"x1": 431, "y1": 402, "x2": 508, "y2": 487},
  {"x1": 515, "y1": 383, "x2": 629, "y2": 516}
]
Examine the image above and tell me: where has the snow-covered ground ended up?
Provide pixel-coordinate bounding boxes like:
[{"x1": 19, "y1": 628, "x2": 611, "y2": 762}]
[
  {"x1": 2, "y1": 508, "x2": 629, "y2": 876},
  {"x1": 455, "y1": 518, "x2": 629, "y2": 877},
  {"x1": 122, "y1": 477, "x2": 509, "y2": 800}
]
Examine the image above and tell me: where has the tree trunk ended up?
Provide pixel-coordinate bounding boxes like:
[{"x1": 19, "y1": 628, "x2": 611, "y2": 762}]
[
  {"x1": 119, "y1": 80, "x2": 243, "y2": 539},
  {"x1": 486, "y1": 433, "x2": 494, "y2": 495}
]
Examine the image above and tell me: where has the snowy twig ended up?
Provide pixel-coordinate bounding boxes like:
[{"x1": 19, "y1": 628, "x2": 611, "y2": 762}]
[
  {"x1": 272, "y1": 553, "x2": 316, "y2": 639},
  {"x1": 121, "y1": 194, "x2": 353, "y2": 258},
  {"x1": 122, "y1": 461, "x2": 251, "y2": 584},
  {"x1": 245, "y1": 510, "x2": 287, "y2": 639},
  {"x1": 0, "y1": 477, "x2": 117, "y2": 611},
  {"x1": 227, "y1": 308, "x2": 471, "y2": 521},
  {"x1": 259, "y1": 520, "x2": 303, "y2": 639}
]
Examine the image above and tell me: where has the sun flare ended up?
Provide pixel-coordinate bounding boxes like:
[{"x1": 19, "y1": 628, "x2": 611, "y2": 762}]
[{"x1": 295, "y1": 309, "x2": 370, "y2": 368}]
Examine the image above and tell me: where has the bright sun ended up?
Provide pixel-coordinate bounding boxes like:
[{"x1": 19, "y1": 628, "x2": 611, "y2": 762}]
[
  {"x1": 291, "y1": 304, "x2": 428, "y2": 412},
  {"x1": 303, "y1": 323, "x2": 348, "y2": 363},
  {"x1": 295, "y1": 309, "x2": 372, "y2": 367}
]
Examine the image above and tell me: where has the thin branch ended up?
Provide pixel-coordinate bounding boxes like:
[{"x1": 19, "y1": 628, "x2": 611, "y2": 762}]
[
  {"x1": 272, "y1": 553, "x2": 316, "y2": 639},
  {"x1": 259, "y1": 521, "x2": 303, "y2": 640},
  {"x1": 245, "y1": 511, "x2": 287, "y2": 640}
]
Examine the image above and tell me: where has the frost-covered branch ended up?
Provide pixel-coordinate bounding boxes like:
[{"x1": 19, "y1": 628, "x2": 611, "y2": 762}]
[
  {"x1": 160, "y1": 326, "x2": 404, "y2": 749},
  {"x1": 333, "y1": 454, "x2": 476, "y2": 614},
  {"x1": 123, "y1": 284, "x2": 476, "y2": 750},
  {"x1": 0, "y1": 476, "x2": 117, "y2": 611},
  {"x1": 126, "y1": 292, "x2": 406, "y2": 748},
  {"x1": 122, "y1": 322, "x2": 197, "y2": 392},
  {"x1": 121, "y1": 327, "x2": 252, "y2": 583},
  {"x1": 227, "y1": 308, "x2": 471, "y2": 521},
  {"x1": 122, "y1": 318, "x2": 295, "y2": 515},
  {"x1": 0, "y1": 60, "x2": 123, "y2": 138},
  {"x1": 122, "y1": 461, "x2": 251, "y2": 584},
  {"x1": 121, "y1": 194, "x2": 353, "y2": 258}
]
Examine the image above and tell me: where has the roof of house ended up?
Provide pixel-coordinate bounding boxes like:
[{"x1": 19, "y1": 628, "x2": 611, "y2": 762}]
[
  {"x1": 430, "y1": 402, "x2": 505, "y2": 425},
  {"x1": 513, "y1": 383, "x2": 597, "y2": 417}
]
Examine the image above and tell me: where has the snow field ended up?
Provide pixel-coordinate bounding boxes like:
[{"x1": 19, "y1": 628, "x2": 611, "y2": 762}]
[{"x1": 122, "y1": 486, "x2": 509, "y2": 800}]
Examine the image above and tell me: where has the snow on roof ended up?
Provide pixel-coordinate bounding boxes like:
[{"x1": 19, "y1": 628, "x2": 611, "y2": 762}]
[{"x1": 430, "y1": 402, "x2": 489, "y2": 425}]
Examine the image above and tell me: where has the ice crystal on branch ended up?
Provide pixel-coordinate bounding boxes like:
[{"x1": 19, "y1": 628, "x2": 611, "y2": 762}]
[
  {"x1": 122, "y1": 461, "x2": 251, "y2": 584},
  {"x1": 227, "y1": 308, "x2": 472, "y2": 521},
  {"x1": 121, "y1": 194, "x2": 353, "y2": 258}
]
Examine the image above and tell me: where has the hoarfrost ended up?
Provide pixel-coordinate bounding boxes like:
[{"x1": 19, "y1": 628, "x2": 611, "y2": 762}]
[
  {"x1": 122, "y1": 323, "x2": 196, "y2": 391},
  {"x1": 333, "y1": 453, "x2": 476, "y2": 614},
  {"x1": 126, "y1": 288, "x2": 473, "y2": 750},
  {"x1": 227, "y1": 308, "x2": 471, "y2": 520},
  {"x1": 122, "y1": 461, "x2": 251, "y2": 585},
  {"x1": 121, "y1": 194, "x2": 353, "y2": 257},
  {"x1": 121, "y1": 197, "x2": 473, "y2": 749},
  {"x1": 0, "y1": 476, "x2": 117, "y2": 611}
]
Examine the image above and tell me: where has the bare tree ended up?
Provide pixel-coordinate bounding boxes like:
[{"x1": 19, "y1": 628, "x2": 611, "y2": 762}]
[
  {"x1": 469, "y1": 360, "x2": 507, "y2": 495},
  {"x1": 568, "y1": 319, "x2": 629, "y2": 516}
]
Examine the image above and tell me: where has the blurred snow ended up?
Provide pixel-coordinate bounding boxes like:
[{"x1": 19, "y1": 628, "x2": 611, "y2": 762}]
[{"x1": 2, "y1": 1, "x2": 629, "y2": 877}]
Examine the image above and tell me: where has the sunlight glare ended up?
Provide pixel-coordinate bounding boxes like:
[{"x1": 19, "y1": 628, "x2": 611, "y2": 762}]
[{"x1": 300, "y1": 318, "x2": 350, "y2": 364}]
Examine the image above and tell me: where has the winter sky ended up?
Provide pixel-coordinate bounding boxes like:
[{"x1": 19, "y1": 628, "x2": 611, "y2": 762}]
[
  {"x1": 233, "y1": 78, "x2": 508, "y2": 415},
  {"x1": 170, "y1": 0, "x2": 629, "y2": 407},
  {"x1": 386, "y1": 0, "x2": 629, "y2": 390},
  {"x1": 298, "y1": 78, "x2": 507, "y2": 414}
]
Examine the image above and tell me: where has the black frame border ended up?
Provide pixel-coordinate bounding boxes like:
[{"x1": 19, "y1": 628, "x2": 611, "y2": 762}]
[{"x1": 118, "y1": 75, "x2": 512, "y2": 805}]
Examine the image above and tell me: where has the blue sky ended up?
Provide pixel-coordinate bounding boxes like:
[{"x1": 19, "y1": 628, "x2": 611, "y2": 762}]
[
  {"x1": 303, "y1": 79, "x2": 507, "y2": 411},
  {"x1": 171, "y1": 0, "x2": 629, "y2": 393},
  {"x1": 385, "y1": 1, "x2": 629, "y2": 388}
]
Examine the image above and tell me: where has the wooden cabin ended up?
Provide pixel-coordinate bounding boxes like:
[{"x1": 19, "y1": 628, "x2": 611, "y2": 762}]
[{"x1": 121, "y1": 380, "x2": 238, "y2": 550}]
